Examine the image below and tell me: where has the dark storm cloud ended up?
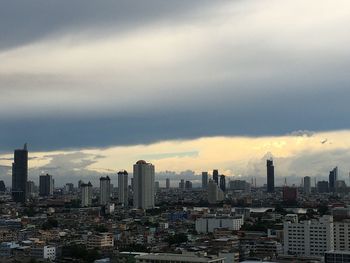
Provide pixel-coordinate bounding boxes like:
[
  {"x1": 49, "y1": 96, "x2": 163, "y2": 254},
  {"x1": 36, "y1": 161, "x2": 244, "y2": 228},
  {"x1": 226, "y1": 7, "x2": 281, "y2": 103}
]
[{"x1": 0, "y1": 0, "x2": 213, "y2": 51}]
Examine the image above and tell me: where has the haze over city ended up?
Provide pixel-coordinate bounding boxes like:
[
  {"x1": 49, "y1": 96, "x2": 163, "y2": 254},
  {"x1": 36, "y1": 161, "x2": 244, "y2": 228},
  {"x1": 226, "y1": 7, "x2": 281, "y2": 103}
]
[{"x1": 1, "y1": 0, "x2": 350, "y2": 186}]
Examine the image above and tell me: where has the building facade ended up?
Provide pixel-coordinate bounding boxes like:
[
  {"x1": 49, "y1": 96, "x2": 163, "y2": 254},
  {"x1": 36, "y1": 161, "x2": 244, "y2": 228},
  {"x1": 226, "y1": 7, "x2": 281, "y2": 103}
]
[
  {"x1": 81, "y1": 182, "x2": 93, "y2": 207},
  {"x1": 12, "y1": 144, "x2": 28, "y2": 203},
  {"x1": 267, "y1": 159, "x2": 274, "y2": 193},
  {"x1": 39, "y1": 174, "x2": 54, "y2": 197},
  {"x1": 133, "y1": 160, "x2": 155, "y2": 209},
  {"x1": 118, "y1": 170, "x2": 128, "y2": 207}
]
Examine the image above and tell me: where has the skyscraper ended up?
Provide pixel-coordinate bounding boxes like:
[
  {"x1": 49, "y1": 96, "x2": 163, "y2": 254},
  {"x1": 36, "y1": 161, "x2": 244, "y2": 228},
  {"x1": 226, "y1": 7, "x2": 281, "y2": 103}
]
[
  {"x1": 12, "y1": 144, "x2": 28, "y2": 203},
  {"x1": 118, "y1": 170, "x2": 128, "y2": 207},
  {"x1": 329, "y1": 167, "x2": 338, "y2": 192},
  {"x1": 39, "y1": 174, "x2": 53, "y2": 197},
  {"x1": 220, "y1": 174, "x2": 226, "y2": 192},
  {"x1": 304, "y1": 176, "x2": 311, "y2": 194},
  {"x1": 267, "y1": 159, "x2": 275, "y2": 193},
  {"x1": 213, "y1": 169, "x2": 219, "y2": 185},
  {"x1": 202, "y1": 172, "x2": 208, "y2": 189},
  {"x1": 81, "y1": 182, "x2": 93, "y2": 207},
  {"x1": 133, "y1": 160, "x2": 155, "y2": 209},
  {"x1": 179, "y1": 179, "x2": 185, "y2": 189},
  {"x1": 166, "y1": 178, "x2": 170, "y2": 189},
  {"x1": 100, "y1": 176, "x2": 111, "y2": 205}
]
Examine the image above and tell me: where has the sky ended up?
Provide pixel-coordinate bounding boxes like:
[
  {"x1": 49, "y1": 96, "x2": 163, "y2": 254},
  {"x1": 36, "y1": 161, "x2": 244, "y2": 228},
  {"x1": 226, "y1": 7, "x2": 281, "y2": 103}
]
[{"x1": 1, "y1": 0, "x2": 350, "y2": 187}]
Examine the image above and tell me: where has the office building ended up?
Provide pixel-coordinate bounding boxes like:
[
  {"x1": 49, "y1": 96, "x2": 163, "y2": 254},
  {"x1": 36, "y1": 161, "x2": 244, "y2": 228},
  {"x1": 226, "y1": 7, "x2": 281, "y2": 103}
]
[
  {"x1": 39, "y1": 174, "x2": 53, "y2": 197},
  {"x1": 219, "y1": 174, "x2": 226, "y2": 192},
  {"x1": 133, "y1": 160, "x2": 155, "y2": 209},
  {"x1": 81, "y1": 182, "x2": 93, "y2": 207},
  {"x1": 12, "y1": 144, "x2": 28, "y2": 203},
  {"x1": 318, "y1": 181, "x2": 329, "y2": 193},
  {"x1": 100, "y1": 176, "x2": 111, "y2": 206},
  {"x1": 185, "y1": 180, "x2": 192, "y2": 189},
  {"x1": 304, "y1": 176, "x2": 311, "y2": 194},
  {"x1": 329, "y1": 167, "x2": 338, "y2": 192},
  {"x1": 325, "y1": 251, "x2": 350, "y2": 263},
  {"x1": 283, "y1": 215, "x2": 334, "y2": 256},
  {"x1": 166, "y1": 178, "x2": 170, "y2": 189},
  {"x1": 118, "y1": 170, "x2": 128, "y2": 207},
  {"x1": 179, "y1": 179, "x2": 185, "y2": 189},
  {"x1": 195, "y1": 215, "x2": 244, "y2": 233},
  {"x1": 208, "y1": 179, "x2": 224, "y2": 204},
  {"x1": 267, "y1": 159, "x2": 274, "y2": 192},
  {"x1": 202, "y1": 172, "x2": 208, "y2": 189},
  {"x1": 213, "y1": 169, "x2": 219, "y2": 185}
]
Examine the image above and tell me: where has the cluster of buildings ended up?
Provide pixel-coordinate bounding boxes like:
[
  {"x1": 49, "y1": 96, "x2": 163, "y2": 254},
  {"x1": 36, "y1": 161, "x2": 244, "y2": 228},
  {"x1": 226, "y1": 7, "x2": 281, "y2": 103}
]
[{"x1": 1, "y1": 145, "x2": 350, "y2": 262}]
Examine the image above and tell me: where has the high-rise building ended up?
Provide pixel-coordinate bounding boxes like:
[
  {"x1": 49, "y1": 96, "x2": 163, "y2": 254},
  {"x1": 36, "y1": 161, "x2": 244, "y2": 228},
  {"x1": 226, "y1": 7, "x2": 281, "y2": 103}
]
[
  {"x1": 118, "y1": 170, "x2": 128, "y2": 207},
  {"x1": 133, "y1": 160, "x2": 155, "y2": 209},
  {"x1": 179, "y1": 179, "x2": 185, "y2": 189},
  {"x1": 283, "y1": 215, "x2": 334, "y2": 256},
  {"x1": 12, "y1": 144, "x2": 28, "y2": 203},
  {"x1": 0, "y1": 180, "x2": 5, "y2": 192},
  {"x1": 81, "y1": 182, "x2": 92, "y2": 207},
  {"x1": 202, "y1": 172, "x2": 208, "y2": 189},
  {"x1": 166, "y1": 178, "x2": 170, "y2": 189},
  {"x1": 185, "y1": 180, "x2": 192, "y2": 189},
  {"x1": 39, "y1": 174, "x2": 53, "y2": 197},
  {"x1": 208, "y1": 179, "x2": 224, "y2": 204},
  {"x1": 266, "y1": 159, "x2": 275, "y2": 193},
  {"x1": 26, "y1": 181, "x2": 35, "y2": 198},
  {"x1": 220, "y1": 174, "x2": 226, "y2": 192},
  {"x1": 304, "y1": 176, "x2": 311, "y2": 194},
  {"x1": 213, "y1": 169, "x2": 219, "y2": 185},
  {"x1": 318, "y1": 181, "x2": 329, "y2": 193},
  {"x1": 100, "y1": 176, "x2": 111, "y2": 206},
  {"x1": 155, "y1": 181, "x2": 160, "y2": 191},
  {"x1": 329, "y1": 167, "x2": 338, "y2": 192}
]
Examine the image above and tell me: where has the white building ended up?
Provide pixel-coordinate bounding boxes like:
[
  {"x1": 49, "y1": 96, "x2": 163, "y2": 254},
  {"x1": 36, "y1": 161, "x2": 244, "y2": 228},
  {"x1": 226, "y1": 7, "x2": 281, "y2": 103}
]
[
  {"x1": 135, "y1": 253, "x2": 225, "y2": 263},
  {"x1": 118, "y1": 170, "x2": 128, "y2": 207},
  {"x1": 196, "y1": 215, "x2": 244, "y2": 233},
  {"x1": 333, "y1": 220, "x2": 350, "y2": 251},
  {"x1": 208, "y1": 180, "x2": 224, "y2": 204},
  {"x1": 283, "y1": 215, "x2": 334, "y2": 256},
  {"x1": 100, "y1": 176, "x2": 111, "y2": 206},
  {"x1": 30, "y1": 245, "x2": 56, "y2": 261},
  {"x1": 81, "y1": 182, "x2": 93, "y2": 207},
  {"x1": 133, "y1": 160, "x2": 155, "y2": 210}
]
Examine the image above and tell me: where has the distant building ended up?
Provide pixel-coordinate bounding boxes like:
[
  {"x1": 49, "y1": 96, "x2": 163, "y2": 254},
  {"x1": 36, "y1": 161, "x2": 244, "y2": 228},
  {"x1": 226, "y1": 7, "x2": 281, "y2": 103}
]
[
  {"x1": 283, "y1": 186, "x2": 297, "y2": 203},
  {"x1": 213, "y1": 169, "x2": 219, "y2": 185},
  {"x1": 30, "y1": 246, "x2": 56, "y2": 261},
  {"x1": 318, "y1": 181, "x2": 329, "y2": 193},
  {"x1": 229, "y1": 180, "x2": 251, "y2": 192},
  {"x1": 267, "y1": 159, "x2": 274, "y2": 192},
  {"x1": 81, "y1": 182, "x2": 93, "y2": 207},
  {"x1": 133, "y1": 160, "x2": 155, "y2": 209},
  {"x1": 304, "y1": 176, "x2": 311, "y2": 194},
  {"x1": 185, "y1": 180, "x2": 192, "y2": 189},
  {"x1": 329, "y1": 167, "x2": 338, "y2": 193},
  {"x1": 118, "y1": 170, "x2": 128, "y2": 207},
  {"x1": 220, "y1": 174, "x2": 226, "y2": 192},
  {"x1": 155, "y1": 181, "x2": 160, "y2": 191},
  {"x1": 166, "y1": 178, "x2": 170, "y2": 189},
  {"x1": 0, "y1": 181, "x2": 5, "y2": 192},
  {"x1": 179, "y1": 179, "x2": 185, "y2": 189},
  {"x1": 39, "y1": 174, "x2": 54, "y2": 197},
  {"x1": 100, "y1": 176, "x2": 111, "y2": 206},
  {"x1": 64, "y1": 183, "x2": 74, "y2": 193},
  {"x1": 202, "y1": 172, "x2": 208, "y2": 189},
  {"x1": 26, "y1": 181, "x2": 35, "y2": 198},
  {"x1": 283, "y1": 215, "x2": 334, "y2": 256},
  {"x1": 12, "y1": 144, "x2": 28, "y2": 203},
  {"x1": 208, "y1": 179, "x2": 224, "y2": 204},
  {"x1": 87, "y1": 233, "x2": 114, "y2": 250},
  {"x1": 195, "y1": 215, "x2": 244, "y2": 233}
]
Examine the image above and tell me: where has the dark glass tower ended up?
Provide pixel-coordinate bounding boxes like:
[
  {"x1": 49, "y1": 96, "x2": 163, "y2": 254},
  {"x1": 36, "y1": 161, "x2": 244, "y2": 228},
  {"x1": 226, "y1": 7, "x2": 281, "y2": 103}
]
[
  {"x1": 12, "y1": 144, "x2": 28, "y2": 203},
  {"x1": 329, "y1": 167, "x2": 338, "y2": 192},
  {"x1": 213, "y1": 169, "x2": 219, "y2": 185},
  {"x1": 267, "y1": 159, "x2": 275, "y2": 193},
  {"x1": 220, "y1": 174, "x2": 226, "y2": 192}
]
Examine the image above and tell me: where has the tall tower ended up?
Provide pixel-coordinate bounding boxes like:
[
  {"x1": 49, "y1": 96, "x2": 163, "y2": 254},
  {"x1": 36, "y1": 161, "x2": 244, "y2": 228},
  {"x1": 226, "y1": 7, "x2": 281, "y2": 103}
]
[
  {"x1": 213, "y1": 169, "x2": 219, "y2": 185},
  {"x1": 81, "y1": 182, "x2": 92, "y2": 207},
  {"x1": 12, "y1": 144, "x2": 28, "y2": 203},
  {"x1": 39, "y1": 174, "x2": 53, "y2": 197},
  {"x1": 303, "y1": 176, "x2": 311, "y2": 194},
  {"x1": 220, "y1": 174, "x2": 226, "y2": 192},
  {"x1": 329, "y1": 167, "x2": 338, "y2": 192},
  {"x1": 100, "y1": 176, "x2": 111, "y2": 205},
  {"x1": 267, "y1": 159, "x2": 275, "y2": 193},
  {"x1": 202, "y1": 172, "x2": 208, "y2": 189},
  {"x1": 133, "y1": 160, "x2": 155, "y2": 209},
  {"x1": 166, "y1": 178, "x2": 170, "y2": 189},
  {"x1": 118, "y1": 170, "x2": 128, "y2": 207}
]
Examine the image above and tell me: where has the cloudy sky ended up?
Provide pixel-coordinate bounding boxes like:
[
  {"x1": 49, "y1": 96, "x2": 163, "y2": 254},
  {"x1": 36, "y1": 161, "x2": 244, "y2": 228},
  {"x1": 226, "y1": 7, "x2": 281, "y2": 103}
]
[{"x1": 1, "y1": 0, "x2": 350, "y2": 187}]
